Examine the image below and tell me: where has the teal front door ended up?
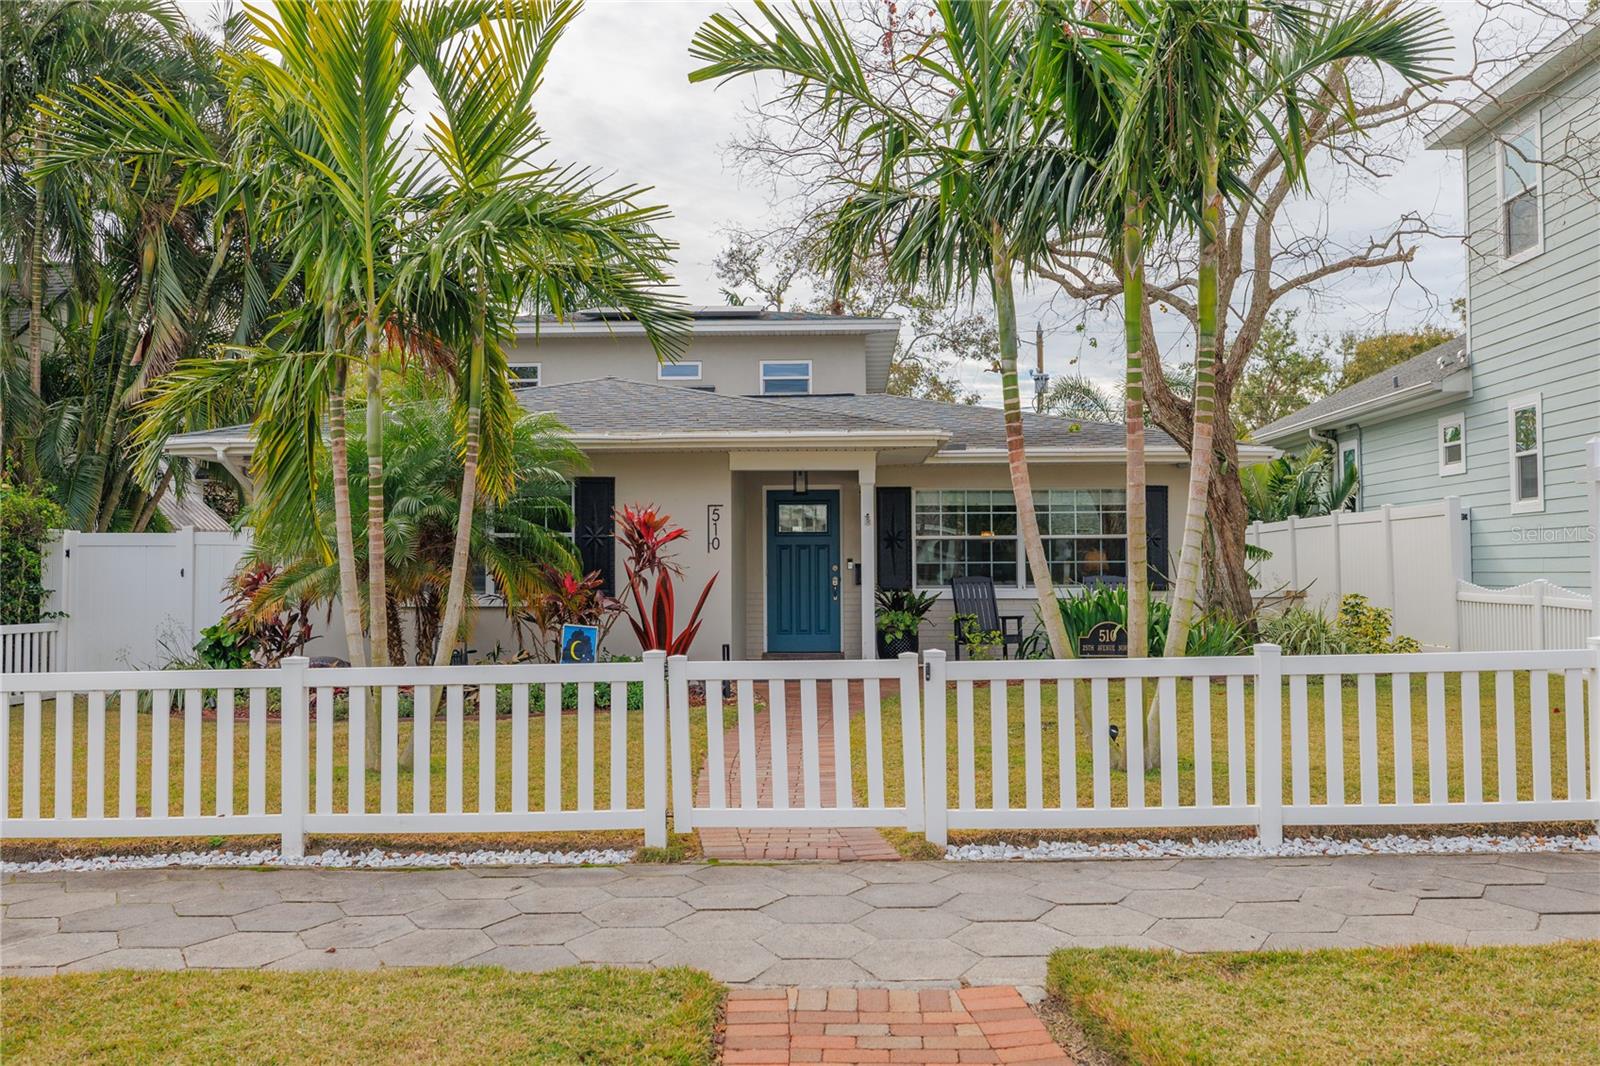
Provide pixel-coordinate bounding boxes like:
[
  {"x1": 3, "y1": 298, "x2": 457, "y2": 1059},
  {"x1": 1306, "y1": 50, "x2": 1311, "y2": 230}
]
[{"x1": 766, "y1": 490, "x2": 841, "y2": 653}]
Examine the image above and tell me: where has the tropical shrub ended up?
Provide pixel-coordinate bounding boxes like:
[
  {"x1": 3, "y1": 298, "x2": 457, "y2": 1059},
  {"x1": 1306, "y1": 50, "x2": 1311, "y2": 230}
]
[
  {"x1": 1337, "y1": 594, "x2": 1421, "y2": 653},
  {"x1": 1257, "y1": 607, "x2": 1348, "y2": 655},
  {"x1": 875, "y1": 588, "x2": 939, "y2": 643},
  {"x1": 1242, "y1": 446, "x2": 1358, "y2": 522},
  {"x1": 225, "y1": 562, "x2": 314, "y2": 667},
  {"x1": 193, "y1": 620, "x2": 255, "y2": 669},
  {"x1": 1053, "y1": 586, "x2": 1249, "y2": 657},
  {"x1": 616, "y1": 505, "x2": 717, "y2": 655},
  {"x1": 0, "y1": 481, "x2": 66, "y2": 624},
  {"x1": 519, "y1": 563, "x2": 625, "y2": 663}
]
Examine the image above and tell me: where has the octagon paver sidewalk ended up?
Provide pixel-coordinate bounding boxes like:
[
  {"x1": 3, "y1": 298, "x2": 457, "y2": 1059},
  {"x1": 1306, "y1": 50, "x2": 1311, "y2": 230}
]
[{"x1": 4, "y1": 852, "x2": 1596, "y2": 998}]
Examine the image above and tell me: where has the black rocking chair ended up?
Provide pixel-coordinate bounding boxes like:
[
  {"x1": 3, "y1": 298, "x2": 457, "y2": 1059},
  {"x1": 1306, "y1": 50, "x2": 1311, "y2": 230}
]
[{"x1": 950, "y1": 575, "x2": 1024, "y2": 660}]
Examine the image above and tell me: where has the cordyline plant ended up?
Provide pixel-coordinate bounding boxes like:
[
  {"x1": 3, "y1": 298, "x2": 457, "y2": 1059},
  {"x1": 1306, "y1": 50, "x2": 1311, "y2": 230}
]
[
  {"x1": 617, "y1": 504, "x2": 716, "y2": 656},
  {"x1": 225, "y1": 562, "x2": 314, "y2": 667},
  {"x1": 518, "y1": 562, "x2": 625, "y2": 663}
]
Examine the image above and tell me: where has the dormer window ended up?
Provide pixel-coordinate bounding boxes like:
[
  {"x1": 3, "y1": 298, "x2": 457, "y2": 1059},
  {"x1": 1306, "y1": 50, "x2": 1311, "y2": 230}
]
[
  {"x1": 1497, "y1": 117, "x2": 1541, "y2": 260},
  {"x1": 761, "y1": 360, "x2": 811, "y2": 395}
]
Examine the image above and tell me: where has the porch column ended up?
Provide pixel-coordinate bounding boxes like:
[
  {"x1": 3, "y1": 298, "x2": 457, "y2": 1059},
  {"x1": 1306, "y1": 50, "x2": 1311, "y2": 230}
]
[{"x1": 860, "y1": 472, "x2": 877, "y2": 659}]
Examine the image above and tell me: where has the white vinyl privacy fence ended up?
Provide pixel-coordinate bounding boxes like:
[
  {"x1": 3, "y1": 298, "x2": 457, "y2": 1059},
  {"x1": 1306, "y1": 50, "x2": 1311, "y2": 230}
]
[
  {"x1": 1248, "y1": 498, "x2": 1470, "y2": 649},
  {"x1": 4, "y1": 646, "x2": 1597, "y2": 852}
]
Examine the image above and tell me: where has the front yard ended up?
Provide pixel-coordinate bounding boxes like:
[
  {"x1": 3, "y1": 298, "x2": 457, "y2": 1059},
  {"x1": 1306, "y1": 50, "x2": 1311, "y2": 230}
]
[
  {"x1": 0, "y1": 966, "x2": 722, "y2": 1065},
  {"x1": 1045, "y1": 942, "x2": 1600, "y2": 1066}
]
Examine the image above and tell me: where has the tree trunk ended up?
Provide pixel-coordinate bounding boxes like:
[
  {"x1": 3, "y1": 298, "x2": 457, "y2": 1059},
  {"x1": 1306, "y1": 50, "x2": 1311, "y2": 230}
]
[
  {"x1": 1206, "y1": 433, "x2": 1253, "y2": 620},
  {"x1": 1122, "y1": 206, "x2": 1149, "y2": 661},
  {"x1": 28, "y1": 124, "x2": 47, "y2": 396},
  {"x1": 432, "y1": 296, "x2": 485, "y2": 668},
  {"x1": 131, "y1": 466, "x2": 174, "y2": 532},
  {"x1": 362, "y1": 315, "x2": 388, "y2": 765},
  {"x1": 990, "y1": 235, "x2": 1070, "y2": 659},
  {"x1": 1149, "y1": 146, "x2": 1223, "y2": 770},
  {"x1": 326, "y1": 343, "x2": 368, "y2": 670},
  {"x1": 1163, "y1": 144, "x2": 1222, "y2": 658},
  {"x1": 88, "y1": 236, "x2": 155, "y2": 527}
]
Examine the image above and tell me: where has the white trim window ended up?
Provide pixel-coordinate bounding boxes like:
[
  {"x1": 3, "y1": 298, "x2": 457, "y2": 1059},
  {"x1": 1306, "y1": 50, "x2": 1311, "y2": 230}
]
[
  {"x1": 760, "y1": 360, "x2": 812, "y2": 395},
  {"x1": 1438, "y1": 413, "x2": 1466, "y2": 477},
  {"x1": 1496, "y1": 115, "x2": 1541, "y2": 261},
  {"x1": 658, "y1": 360, "x2": 702, "y2": 381},
  {"x1": 509, "y1": 363, "x2": 541, "y2": 389},
  {"x1": 1339, "y1": 440, "x2": 1360, "y2": 511},
  {"x1": 912, "y1": 489, "x2": 1128, "y2": 589},
  {"x1": 471, "y1": 484, "x2": 575, "y2": 601},
  {"x1": 1507, "y1": 395, "x2": 1543, "y2": 513}
]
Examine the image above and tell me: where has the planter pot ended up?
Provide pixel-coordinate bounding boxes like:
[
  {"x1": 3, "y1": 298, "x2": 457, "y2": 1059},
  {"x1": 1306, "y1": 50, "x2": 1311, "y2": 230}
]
[{"x1": 876, "y1": 631, "x2": 920, "y2": 659}]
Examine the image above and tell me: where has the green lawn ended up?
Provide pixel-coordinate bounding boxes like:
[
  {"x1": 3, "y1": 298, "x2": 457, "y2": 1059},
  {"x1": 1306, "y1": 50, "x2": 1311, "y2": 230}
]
[
  {"x1": 1045, "y1": 943, "x2": 1600, "y2": 1066},
  {"x1": 0, "y1": 967, "x2": 722, "y2": 1065},
  {"x1": 5, "y1": 672, "x2": 1586, "y2": 824}
]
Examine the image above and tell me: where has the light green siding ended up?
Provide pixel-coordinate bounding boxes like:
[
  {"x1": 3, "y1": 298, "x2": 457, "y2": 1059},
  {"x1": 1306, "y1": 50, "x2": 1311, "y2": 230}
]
[{"x1": 1346, "y1": 59, "x2": 1599, "y2": 593}]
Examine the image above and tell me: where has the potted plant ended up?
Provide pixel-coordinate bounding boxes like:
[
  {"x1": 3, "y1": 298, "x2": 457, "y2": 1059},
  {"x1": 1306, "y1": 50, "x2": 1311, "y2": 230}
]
[{"x1": 875, "y1": 588, "x2": 938, "y2": 658}]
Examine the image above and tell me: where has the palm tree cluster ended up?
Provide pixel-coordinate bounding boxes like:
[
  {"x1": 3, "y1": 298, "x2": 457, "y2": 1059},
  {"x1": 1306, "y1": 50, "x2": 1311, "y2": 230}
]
[
  {"x1": 690, "y1": 0, "x2": 1443, "y2": 674},
  {"x1": 1241, "y1": 445, "x2": 1358, "y2": 522},
  {"x1": 5, "y1": 0, "x2": 686, "y2": 725}
]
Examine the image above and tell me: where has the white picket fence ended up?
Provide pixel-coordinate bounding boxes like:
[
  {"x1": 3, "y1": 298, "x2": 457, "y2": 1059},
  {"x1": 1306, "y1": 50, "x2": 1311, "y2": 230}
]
[
  {"x1": 3, "y1": 645, "x2": 1597, "y2": 853},
  {"x1": 1, "y1": 623, "x2": 63, "y2": 676},
  {"x1": 1457, "y1": 579, "x2": 1595, "y2": 651}
]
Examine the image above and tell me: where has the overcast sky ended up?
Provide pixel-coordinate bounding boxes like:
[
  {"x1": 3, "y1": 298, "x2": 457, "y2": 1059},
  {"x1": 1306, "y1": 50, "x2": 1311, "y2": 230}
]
[{"x1": 196, "y1": 1, "x2": 1573, "y2": 400}]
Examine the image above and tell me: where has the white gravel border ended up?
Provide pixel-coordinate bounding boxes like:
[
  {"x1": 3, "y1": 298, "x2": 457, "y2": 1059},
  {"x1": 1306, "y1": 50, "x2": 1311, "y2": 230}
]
[
  {"x1": 2, "y1": 846, "x2": 633, "y2": 875},
  {"x1": 946, "y1": 832, "x2": 1600, "y2": 862}
]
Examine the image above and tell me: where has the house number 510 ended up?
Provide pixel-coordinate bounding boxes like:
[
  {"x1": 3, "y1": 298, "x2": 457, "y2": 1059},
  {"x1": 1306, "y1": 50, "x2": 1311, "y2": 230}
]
[{"x1": 707, "y1": 504, "x2": 723, "y2": 551}]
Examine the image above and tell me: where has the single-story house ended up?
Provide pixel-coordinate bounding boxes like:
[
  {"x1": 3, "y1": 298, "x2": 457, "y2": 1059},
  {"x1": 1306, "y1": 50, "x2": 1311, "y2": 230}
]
[{"x1": 167, "y1": 307, "x2": 1272, "y2": 659}]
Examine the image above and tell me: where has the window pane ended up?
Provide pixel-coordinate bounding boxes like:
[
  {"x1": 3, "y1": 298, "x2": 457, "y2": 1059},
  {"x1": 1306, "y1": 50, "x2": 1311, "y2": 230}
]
[
  {"x1": 762, "y1": 377, "x2": 809, "y2": 395},
  {"x1": 1504, "y1": 190, "x2": 1538, "y2": 256},
  {"x1": 763, "y1": 362, "x2": 810, "y2": 378},
  {"x1": 1502, "y1": 127, "x2": 1537, "y2": 195},
  {"x1": 1517, "y1": 453, "x2": 1540, "y2": 500},
  {"x1": 510, "y1": 365, "x2": 539, "y2": 388},
  {"x1": 659, "y1": 361, "x2": 700, "y2": 379},
  {"x1": 1444, "y1": 443, "x2": 1463, "y2": 466},
  {"x1": 1442, "y1": 423, "x2": 1461, "y2": 445},
  {"x1": 777, "y1": 503, "x2": 828, "y2": 533},
  {"x1": 1513, "y1": 406, "x2": 1538, "y2": 452}
]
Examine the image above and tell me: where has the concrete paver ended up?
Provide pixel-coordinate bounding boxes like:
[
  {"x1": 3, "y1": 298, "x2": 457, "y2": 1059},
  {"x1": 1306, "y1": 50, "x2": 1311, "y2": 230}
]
[{"x1": 4, "y1": 851, "x2": 1594, "y2": 996}]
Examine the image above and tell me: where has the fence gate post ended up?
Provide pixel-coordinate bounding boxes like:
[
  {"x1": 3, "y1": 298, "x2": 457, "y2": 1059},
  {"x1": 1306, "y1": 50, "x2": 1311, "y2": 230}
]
[
  {"x1": 922, "y1": 650, "x2": 949, "y2": 847},
  {"x1": 1588, "y1": 638, "x2": 1600, "y2": 831},
  {"x1": 1253, "y1": 643, "x2": 1284, "y2": 849},
  {"x1": 898, "y1": 652, "x2": 924, "y2": 831},
  {"x1": 1532, "y1": 580, "x2": 1548, "y2": 651},
  {"x1": 642, "y1": 651, "x2": 668, "y2": 848},
  {"x1": 666, "y1": 654, "x2": 692, "y2": 836},
  {"x1": 279, "y1": 656, "x2": 309, "y2": 859}
]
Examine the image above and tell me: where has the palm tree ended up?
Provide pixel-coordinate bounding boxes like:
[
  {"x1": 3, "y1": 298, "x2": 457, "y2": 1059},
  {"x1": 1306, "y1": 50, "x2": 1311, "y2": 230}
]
[
  {"x1": 1241, "y1": 446, "x2": 1357, "y2": 522},
  {"x1": 1094, "y1": 1, "x2": 1446, "y2": 661},
  {"x1": 246, "y1": 376, "x2": 582, "y2": 665},
  {"x1": 690, "y1": 0, "x2": 1086, "y2": 657},
  {"x1": 397, "y1": 0, "x2": 688, "y2": 668}
]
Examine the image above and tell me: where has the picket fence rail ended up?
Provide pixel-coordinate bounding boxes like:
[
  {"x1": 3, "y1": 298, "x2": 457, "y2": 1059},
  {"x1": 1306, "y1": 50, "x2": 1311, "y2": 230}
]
[{"x1": 3, "y1": 643, "x2": 1597, "y2": 854}]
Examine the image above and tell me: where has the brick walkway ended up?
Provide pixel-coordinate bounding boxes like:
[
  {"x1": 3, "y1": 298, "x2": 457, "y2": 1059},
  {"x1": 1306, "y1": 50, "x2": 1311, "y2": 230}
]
[
  {"x1": 724, "y1": 986, "x2": 1069, "y2": 1064},
  {"x1": 695, "y1": 681, "x2": 900, "y2": 862}
]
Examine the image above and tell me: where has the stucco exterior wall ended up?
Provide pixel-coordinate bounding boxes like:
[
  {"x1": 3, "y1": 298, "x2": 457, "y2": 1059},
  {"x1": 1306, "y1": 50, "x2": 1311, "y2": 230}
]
[{"x1": 506, "y1": 331, "x2": 870, "y2": 396}]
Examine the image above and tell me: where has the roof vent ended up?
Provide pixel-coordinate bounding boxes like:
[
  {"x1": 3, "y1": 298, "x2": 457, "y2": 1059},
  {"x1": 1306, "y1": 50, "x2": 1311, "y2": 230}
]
[{"x1": 1392, "y1": 375, "x2": 1400, "y2": 388}]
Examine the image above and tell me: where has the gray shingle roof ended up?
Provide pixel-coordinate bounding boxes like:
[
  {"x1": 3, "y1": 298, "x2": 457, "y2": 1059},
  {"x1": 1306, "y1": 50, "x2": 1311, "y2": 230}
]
[
  {"x1": 514, "y1": 377, "x2": 914, "y2": 436},
  {"x1": 760, "y1": 392, "x2": 1180, "y2": 451},
  {"x1": 1253, "y1": 335, "x2": 1468, "y2": 443}
]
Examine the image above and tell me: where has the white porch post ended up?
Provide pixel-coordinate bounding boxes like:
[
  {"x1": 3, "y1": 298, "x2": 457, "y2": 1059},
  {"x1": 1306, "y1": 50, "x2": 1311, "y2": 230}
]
[{"x1": 860, "y1": 469, "x2": 877, "y2": 659}]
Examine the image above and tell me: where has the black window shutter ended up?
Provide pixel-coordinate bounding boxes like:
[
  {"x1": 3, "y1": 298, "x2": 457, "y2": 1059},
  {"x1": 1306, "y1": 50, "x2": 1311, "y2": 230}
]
[
  {"x1": 876, "y1": 487, "x2": 912, "y2": 591},
  {"x1": 573, "y1": 477, "x2": 616, "y2": 593},
  {"x1": 1145, "y1": 484, "x2": 1169, "y2": 591}
]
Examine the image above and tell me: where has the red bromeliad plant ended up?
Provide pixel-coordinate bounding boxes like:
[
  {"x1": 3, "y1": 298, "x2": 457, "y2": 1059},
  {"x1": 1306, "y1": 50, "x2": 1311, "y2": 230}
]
[
  {"x1": 617, "y1": 504, "x2": 717, "y2": 655},
  {"x1": 520, "y1": 563, "x2": 625, "y2": 663}
]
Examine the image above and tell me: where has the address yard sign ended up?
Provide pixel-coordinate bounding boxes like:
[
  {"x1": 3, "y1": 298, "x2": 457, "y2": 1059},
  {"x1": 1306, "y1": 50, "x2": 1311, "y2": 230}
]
[{"x1": 1077, "y1": 620, "x2": 1129, "y2": 658}]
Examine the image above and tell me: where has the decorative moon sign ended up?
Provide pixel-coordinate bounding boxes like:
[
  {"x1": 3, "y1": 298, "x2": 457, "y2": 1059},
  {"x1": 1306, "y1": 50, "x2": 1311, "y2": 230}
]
[{"x1": 560, "y1": 624, "x2": 599, "y2": 664}]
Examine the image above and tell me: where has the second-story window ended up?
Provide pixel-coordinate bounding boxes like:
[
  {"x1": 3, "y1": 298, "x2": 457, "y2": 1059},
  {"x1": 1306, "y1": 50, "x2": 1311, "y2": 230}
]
[
  {"x1": 510, "y1": 364, "x2": 540, "y2": 389},
  {"x1": 1498, "y1": 117, "x2": 1540, "y2": 259},
  {"x1": 658, "y1": 361, "x2": 702, "y2": 381},
  {"x1": 761, "y1": 360, "x2": 811, "y2": 395}
]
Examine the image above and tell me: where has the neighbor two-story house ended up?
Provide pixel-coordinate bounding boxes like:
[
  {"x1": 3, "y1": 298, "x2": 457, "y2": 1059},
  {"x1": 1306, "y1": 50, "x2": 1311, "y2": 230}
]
[
  {"x1": 167, "y1": 306, "x2": 1272, "y2": 660},
  {"x1": 1255, "y1": 15, "x2": 1600, "y2": 594}
]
